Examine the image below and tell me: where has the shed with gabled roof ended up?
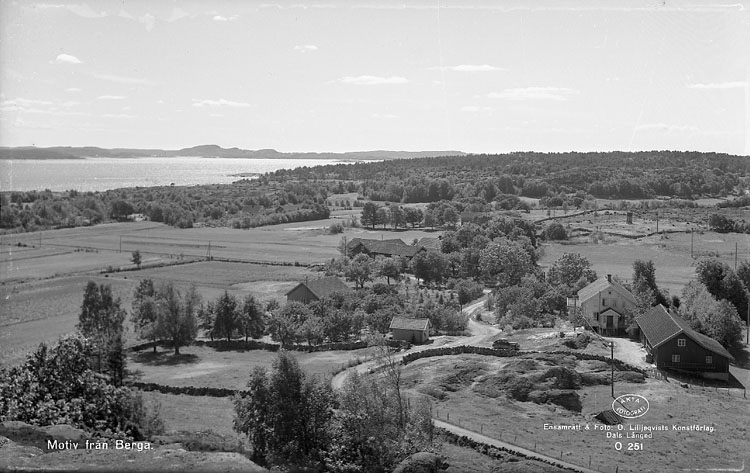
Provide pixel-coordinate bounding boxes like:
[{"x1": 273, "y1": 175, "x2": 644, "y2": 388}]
[
  {"x1": 636, "y1": 305, "x2": 734, "y2": 380},
  {"x1": 285, "y1": 276, "x2": 351, "y2": 304},
  {"x1": 390, "y1": 317, "x2": 432, "y2": 344}
]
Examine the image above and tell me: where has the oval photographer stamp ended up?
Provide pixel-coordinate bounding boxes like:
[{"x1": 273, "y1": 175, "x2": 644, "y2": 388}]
[{"x1": 612, "y1": 394, "x2": 650, "y2": 419}]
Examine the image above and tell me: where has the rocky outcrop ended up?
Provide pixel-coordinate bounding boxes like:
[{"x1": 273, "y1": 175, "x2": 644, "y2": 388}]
[{"x1": 392, "y1": 452, "x2": 449, "y2": 473}]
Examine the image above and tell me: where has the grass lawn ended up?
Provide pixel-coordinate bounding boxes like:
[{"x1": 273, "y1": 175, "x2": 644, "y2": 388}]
[
  {"x1": 129, "y1": 345, "x2": 379, "y2": 390},
  {"x1": 139, "y1": 391, "x2": 238, "y2": 439}
]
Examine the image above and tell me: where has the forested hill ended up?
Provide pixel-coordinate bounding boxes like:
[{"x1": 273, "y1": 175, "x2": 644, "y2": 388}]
[
  {"x1": 272, "y1": 150, "x2": 750, "y2": 200},
  {"x1": 0, "y1": 145, "x2": 465, "y2": 161}
]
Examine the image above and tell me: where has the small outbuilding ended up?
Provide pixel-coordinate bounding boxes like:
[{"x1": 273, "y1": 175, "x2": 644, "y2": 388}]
[
  {"x1": 636, "y1": 305, "x2": 734, "y2": 381},
  {"x1": 285, "y1": 276, "x2": 351, "y2": 304},
  {"x1": 389, "y1": 317, "x2": 432, "y2": 344}
]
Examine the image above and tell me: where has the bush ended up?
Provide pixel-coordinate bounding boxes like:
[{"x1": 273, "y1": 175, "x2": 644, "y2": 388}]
[{"x1": 328, "y1": 221, "x2": 344, "y2": 234}]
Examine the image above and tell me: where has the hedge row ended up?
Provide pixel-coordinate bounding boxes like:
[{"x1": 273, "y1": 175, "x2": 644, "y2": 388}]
[
  {"x1": 129, "y1": 381, "x2": 244, "y2": 398},
  {"x1": 129, "y1": 338, "x2": 406, "y2": 354},
  {"x1": 438, "y1": 428, "x2": 583, "y2": 473},
  {"x1": 401, "y1": 345, "x2": 645, "y2": 374},
  {"x1": 401, "y1": 346, "x2": 523, "y2": 365}
]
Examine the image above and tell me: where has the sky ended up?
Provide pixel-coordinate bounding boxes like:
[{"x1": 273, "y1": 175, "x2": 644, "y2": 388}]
[{"x1": 1, "y1": 0, "x2": 749, "y2": 155}]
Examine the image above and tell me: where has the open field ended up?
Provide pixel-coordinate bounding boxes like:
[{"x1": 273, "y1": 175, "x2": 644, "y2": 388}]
[
  {"x1": 402, "y1": 354, "x2": 750, "y2": 473},
  {"x1": 129, "y1": 345, "x2": 379, "y2": 390},
  {"x1": 0, "y1": 275, "x2": 139, "y2": 366},
  {"x1": 539, "y1": 230, "x2": 750, "y2": 295},
  {"x1": 139, "y1": 392, "x2": 238, "y2": 439}
]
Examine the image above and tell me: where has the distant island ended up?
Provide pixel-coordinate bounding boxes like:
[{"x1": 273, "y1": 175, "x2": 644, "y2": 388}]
[{"x1": 0, "y1": 144, "x2": 466, "y2": 160}]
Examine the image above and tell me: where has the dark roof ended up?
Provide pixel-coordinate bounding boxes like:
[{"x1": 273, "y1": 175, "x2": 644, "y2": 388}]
[
  {"x1": 417, "y1": 237, "x2": 442, "y2": 251},
  {"x1": 389, "y1": 317, "x2": 431, "y2": 331},
  {"x1": 636, "y1": 305, "x2": 734, "y2": 361},
  {"x1": 577, "y1": 277, "x2": 637, "y2": 305},
  {"x1": 286, "y1": 276, "x2": 351, "y2": 299},
  {"x1": 348, "y1": 238, "x2": 422, "y2": 258}
]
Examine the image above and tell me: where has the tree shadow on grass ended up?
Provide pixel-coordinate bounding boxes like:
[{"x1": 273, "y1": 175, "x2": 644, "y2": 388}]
[
  {"x1": 729, "y1": 344, "x2": 750, "y2": 369},
  {"x1": 132, "y1": 350, "x2": 200, "y2": 366}
]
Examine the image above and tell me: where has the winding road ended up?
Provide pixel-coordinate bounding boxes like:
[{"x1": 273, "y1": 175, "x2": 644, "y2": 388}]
[{"x1": 331, "y1": 297, "x2": 600, "y2": 472}]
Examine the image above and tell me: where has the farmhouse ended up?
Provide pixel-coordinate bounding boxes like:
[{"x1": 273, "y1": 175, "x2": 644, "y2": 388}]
[
  {"x1": 572, "y1": 274, "x2": 637, "y2": 336},
  {"x1": 286, "y1": 276, "x2": 351, "y2": 304},
  {"x1": 636, "y1": 305, "x2": 734, "y2": 380},
  {"x1": 346, "y1": 238, "x2": 424, "y2": 260},
  {"x1": 389, "y1": 317, "x2": 432, "y2": 344}
]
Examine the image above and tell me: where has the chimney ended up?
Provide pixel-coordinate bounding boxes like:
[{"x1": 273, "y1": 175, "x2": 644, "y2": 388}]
[{"x1": 607, "y1": 274, "x2": 612, "y2": 283}]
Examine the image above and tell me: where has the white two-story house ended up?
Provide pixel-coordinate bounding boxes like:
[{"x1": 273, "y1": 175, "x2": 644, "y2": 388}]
[{"x1": 569, "y1": 274, "x2": 637, "y2": 336}]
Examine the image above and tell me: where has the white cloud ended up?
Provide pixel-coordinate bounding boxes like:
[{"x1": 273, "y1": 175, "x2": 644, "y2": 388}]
[
  {"x1": 192, "y1": 98, "x2": 251, "y2": 107},
  {"x1": 65, "y1": 87, "x2": 82, "y2": 93},
  {"x1": 61, "y1": 101, "x2": 80, "y2": 107},
  {"x1": 138, "y1": 13, "x2": 156, "y2": 31},
  {"x1": 92, "y1": 73, "x2": 156, "y2": 86},
  {"x1": 212, "y1": 14, "x2": 238, "y2": 21},
  {"x1": 336, "y1": 75, "x2": 409, "y2": 85},
  {"x1": 51, "y1": 54, "x2": 82, "y2": 65},
  {"x1": 97, "y1": 95, "x2": 127, "y2": 100},
  {"x1": 294, "y1": 44, "x2": 319, "y2": 52},
  {"x1": 635, "y1": 123, "x2": 699, "y2": 133},
  {"x1": 34, "y1": 3, "x2": 107, "y2": 18},
  {"x1": 433, "y1": 64, "x2": 505, "y2": 72},
  {"x1": 209, "y1": 113, "x2": 224, "y2": 118},
  {"x1": 166, "y1": 8, "x2": 191, "y2": 22},
  {"x1": 687, "y1": 81, "x2": 748, "y2": 89},
  {"x1": 488, "y1": 87, "x2": 579, "y2": 101},
  {"x1": 102, "y1": 113, "x2": 136, "y2": 119},
  {"x1": 371, "y1": 113, "x2": 399, "y2": 119},
  {"x1": 3, "y1": 98, "x2": 54, "y2": 106},
  {"x1": 460, "y1": 105, "x2": 493, "y2": 112}
]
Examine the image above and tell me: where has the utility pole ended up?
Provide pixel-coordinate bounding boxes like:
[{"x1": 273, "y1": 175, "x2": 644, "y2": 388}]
[
  {"x1": 690, "y1": 228, "x2": 694, "y2": 258},
  {"x1": 656, "y1": 212, "x2": 659, "y2": 233},
  {"x1": 746, "y1": 291, "x2": 749, "y2": 345},
  {"x1": 610, "y1": 341, "x2": 615, "y2": 399},
  {"x1": 119, "y1": 236, "x2": 122, "y2": 253},
  {"x1": 735, "y1": 242, "x2": 738, "y2": 270},
  {"x1": 207, "y1": 241, "x2": 211, "y2": 260}
]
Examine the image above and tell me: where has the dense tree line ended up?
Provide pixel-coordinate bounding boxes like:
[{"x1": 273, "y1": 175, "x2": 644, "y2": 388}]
[
  {"x1": 0, "y1": 180, "x2": 329, "y2": 232},
  {"x1": 272, "y1": 150, "x2": 749, "y2": 203}
]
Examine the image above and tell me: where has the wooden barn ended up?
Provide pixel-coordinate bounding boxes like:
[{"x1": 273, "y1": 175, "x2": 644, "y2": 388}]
[
  {"x1": 636, "y1": 305, "x2": 734, "y2": 381},
  {"x1": 346, "y1": 238, "x2": 424, "y2": 260},
  {"x1": 285, "y1": 276, "x2": 351, "y2": 304},
  {"x1": 389, "y1": 317, "x2": 432, "y2": 344}
]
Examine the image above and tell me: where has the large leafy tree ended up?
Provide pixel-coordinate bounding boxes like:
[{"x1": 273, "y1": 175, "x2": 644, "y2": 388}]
[
  {"x1": 679, "y1": 281, "x2": 743, "y2": 348},
  {"x1": 78, "y1": 281, "x2": 127, "y2": 381},
  {"x1": 238, "y1": 294, "x2": 265, "y2": 342},
  {"x1": 345, "y1": 253, "x2": 373, "y2": 289},
  {"x1": 376, "y1": 256, "x2": 403, "y2": 285},
  {"x1": 233, "y1": 351, "x2": 335, "y2": 469},
  {"x1": 131, "y1": 279, "x2": 159, "y2": 353},
  {"x1": 155, "y1": 283, "x2": 200, "y2": 355},
  {"x1": 479, "y1": 238, "x2": 534, "y2": 288},
  {"x1": 214, "y1": 291, "x2": 240, "y2": 342},
  {"x1": 0, "y1": 334, "x2": 163, "y2": 440},
  {"x1": 360, "y1": 202, "x2": 380, "y2": 229},
  {"x1": 695, "y1": 259, "x2": 749, "y2": 319},
  {"x1": 547, "y1": 253, "x2": 597, "y2": 294}
]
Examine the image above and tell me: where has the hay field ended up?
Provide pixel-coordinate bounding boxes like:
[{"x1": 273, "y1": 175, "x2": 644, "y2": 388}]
[
  {"x1": 0, "y1": 275, "x2": 138, "y2": 366},
  {"x1": 539, "y1": 230, "x2": 749, "y2": 295}
]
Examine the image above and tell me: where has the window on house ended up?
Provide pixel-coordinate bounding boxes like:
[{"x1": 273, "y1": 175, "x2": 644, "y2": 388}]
[
  {"x1": 677, "y1": 338, "x2": 686, "y2": 347},
  {"x1": 706, "y1": 356, "x2": 712, "y2": 364},
  {"x1": 672, "y1": 354, "x2": 680, "y2": 363},
  {"x1": 602, "y1": 298, "x2": 606, "y2": 306}
]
